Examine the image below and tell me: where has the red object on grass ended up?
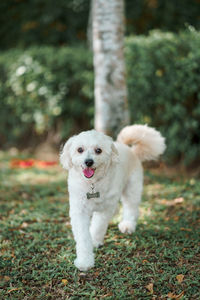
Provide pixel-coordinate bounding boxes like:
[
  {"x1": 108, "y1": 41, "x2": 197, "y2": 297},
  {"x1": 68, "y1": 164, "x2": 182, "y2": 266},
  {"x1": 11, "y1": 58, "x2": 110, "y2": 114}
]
[{"x1": 11, "y1": 159, "x2": 58, "y2": 169}]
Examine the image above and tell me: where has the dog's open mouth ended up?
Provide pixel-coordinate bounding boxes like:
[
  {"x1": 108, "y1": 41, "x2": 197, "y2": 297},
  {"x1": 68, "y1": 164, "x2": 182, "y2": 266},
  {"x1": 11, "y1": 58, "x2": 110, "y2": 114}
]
[{"x1": 83, "y1": 167, "x2": 95, "y2": 178}]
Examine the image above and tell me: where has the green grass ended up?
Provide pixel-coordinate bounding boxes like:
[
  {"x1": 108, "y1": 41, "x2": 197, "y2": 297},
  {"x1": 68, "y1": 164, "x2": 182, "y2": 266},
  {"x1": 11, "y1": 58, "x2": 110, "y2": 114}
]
[{"x1": 0, "y1": 153, "x2": 199, "y2": 299}]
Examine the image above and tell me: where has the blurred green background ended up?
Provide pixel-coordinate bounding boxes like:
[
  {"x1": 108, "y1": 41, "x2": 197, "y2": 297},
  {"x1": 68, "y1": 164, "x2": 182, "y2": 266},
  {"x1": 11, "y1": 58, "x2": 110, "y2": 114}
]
[{"x1": 0, "y1": 0, "x2": 200, "y2": 166}]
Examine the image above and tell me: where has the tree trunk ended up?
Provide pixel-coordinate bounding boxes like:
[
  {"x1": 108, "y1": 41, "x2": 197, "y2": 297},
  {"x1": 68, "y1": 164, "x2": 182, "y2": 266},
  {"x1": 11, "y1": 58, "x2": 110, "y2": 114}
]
[{"x1": 92, "y1": 0, "x2": 130, "y2": 138}]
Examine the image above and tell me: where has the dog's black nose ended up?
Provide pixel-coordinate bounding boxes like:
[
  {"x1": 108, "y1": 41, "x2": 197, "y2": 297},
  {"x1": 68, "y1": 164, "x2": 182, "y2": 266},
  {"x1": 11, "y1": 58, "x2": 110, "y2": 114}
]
[{"x1": 85, "y1": 159, "x2": 94, "y2": 167}]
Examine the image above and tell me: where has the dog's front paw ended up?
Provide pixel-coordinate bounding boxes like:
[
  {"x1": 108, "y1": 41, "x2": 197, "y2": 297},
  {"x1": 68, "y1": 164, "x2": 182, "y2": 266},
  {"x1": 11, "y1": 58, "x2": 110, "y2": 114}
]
[
  {"x1": 74, "y1": 256, "x2": 94, "y2": 271},
  {"x1": 118, "y1": 220, "x2": 136, "y2": 234}
]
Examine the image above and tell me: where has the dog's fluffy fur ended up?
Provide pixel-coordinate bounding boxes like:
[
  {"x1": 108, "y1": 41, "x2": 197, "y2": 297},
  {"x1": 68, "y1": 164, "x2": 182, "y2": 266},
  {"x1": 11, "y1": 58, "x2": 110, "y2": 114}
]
[{"x1": 60, "y1": 124, "x2": 165, "y2": 271}]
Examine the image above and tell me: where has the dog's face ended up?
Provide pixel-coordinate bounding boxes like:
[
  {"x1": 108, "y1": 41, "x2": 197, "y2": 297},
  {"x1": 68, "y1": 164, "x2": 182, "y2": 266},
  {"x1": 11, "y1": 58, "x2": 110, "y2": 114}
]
[{"x1": 60, "y1": 130, "x2": 118, "y2": 179}]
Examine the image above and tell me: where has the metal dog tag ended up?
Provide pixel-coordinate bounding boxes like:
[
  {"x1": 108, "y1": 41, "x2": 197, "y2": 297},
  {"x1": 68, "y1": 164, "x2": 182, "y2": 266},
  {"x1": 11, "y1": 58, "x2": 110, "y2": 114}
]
[{"x1": 86, "y1": 192, "x2": 100, "y2": 200}]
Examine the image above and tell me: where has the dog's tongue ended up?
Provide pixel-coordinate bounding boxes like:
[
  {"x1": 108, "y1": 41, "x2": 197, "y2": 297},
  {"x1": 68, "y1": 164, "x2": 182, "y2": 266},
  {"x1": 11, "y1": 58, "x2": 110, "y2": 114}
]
[{"x1": 83, "y1": 168, "x2": 95, "y2": 178}]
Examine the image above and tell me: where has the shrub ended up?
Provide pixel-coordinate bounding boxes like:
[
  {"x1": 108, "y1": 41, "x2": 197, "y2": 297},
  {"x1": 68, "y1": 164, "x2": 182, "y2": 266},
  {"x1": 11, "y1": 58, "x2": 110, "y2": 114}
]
[
  {"x1": 0, "y1": 47, "x2": 94, "y2": 147},
  {"x1": 0, "y1": 30, "x2": 200, "y2": 165},
  {"x1": 0, "y1": 0, "x2": 90, "y2": 49},
  {"x1": 1, "y1": 0, "x2": 200, "y2": 49},
  {"x1": 126, "y1": 29, "x2": 200, "y2": 165}
]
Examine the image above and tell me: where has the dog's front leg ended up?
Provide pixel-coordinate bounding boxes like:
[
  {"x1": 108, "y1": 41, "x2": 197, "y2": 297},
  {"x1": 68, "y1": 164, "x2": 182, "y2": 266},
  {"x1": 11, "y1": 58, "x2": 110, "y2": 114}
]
[
  {"x1": 90, "y1": 210, "x2": 113, "y2": 248},
  {"x1": 70, "y1": 210, "x2": 94, "y2": 271}
]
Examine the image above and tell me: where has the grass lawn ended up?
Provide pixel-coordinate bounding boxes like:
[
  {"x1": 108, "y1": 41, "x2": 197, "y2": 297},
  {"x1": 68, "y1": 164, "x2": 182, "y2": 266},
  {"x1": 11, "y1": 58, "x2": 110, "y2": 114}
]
[{"x1": 0, "y1": 153, "x2": 199, "y2": 299}]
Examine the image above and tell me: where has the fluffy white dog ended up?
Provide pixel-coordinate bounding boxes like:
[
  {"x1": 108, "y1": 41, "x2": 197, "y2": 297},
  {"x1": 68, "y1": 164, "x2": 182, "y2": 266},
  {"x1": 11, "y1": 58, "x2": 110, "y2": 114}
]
[{"x1": 60, "y1": 124, "x2": 165, "y2": 271}]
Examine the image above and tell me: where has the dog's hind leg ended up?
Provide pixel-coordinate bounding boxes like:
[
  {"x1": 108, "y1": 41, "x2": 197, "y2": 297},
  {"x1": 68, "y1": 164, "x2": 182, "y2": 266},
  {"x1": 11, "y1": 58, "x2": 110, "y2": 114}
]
[{"x1": 118, "y1": 167, "x2": 143, "y2": 234}]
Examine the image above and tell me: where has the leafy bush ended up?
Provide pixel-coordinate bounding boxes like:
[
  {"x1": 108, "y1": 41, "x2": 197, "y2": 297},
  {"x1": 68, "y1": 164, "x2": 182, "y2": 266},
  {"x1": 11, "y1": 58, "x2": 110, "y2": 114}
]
[
  {"x1": 1, "y1": 0, "x2": 200, "y2": 49},
  {"x1": 0, "y1": 29, "x2": 200, "y2": 165},
  {"x1": 126, "y1": 29, "x2": 200, "y2": 165},
  {"x1": 0, "y1": 47, "x2": 94, "y2": 147},
  {"x1": 0, "y1": 0, "x2": 90, "y2": 49},
  {"x1": 126, "y1": 0, "x2": 200, "y2": 35}
]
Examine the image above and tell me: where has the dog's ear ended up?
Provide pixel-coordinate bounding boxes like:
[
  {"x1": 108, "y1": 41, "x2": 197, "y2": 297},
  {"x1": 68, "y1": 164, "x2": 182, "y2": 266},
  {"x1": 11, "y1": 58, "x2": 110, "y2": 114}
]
[
  {"x1": 111, "y1": 143, "x2": 119, "y2": 163},
  {"x1": 60, "y1": 136, "x2": 75, "y2": 170}
]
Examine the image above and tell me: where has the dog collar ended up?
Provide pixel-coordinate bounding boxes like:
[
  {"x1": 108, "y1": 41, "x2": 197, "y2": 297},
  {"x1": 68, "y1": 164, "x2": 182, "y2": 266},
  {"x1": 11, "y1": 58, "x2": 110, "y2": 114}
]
[{"x1": 86, "y1": 183, "x2": 100, "y2": 200}]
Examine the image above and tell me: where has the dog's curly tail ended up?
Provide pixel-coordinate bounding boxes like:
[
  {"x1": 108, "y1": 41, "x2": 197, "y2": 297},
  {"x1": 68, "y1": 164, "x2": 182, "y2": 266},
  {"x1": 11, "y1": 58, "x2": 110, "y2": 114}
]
[{"x1": 117, "y1": 124, "x2": 166, "y2": 162}]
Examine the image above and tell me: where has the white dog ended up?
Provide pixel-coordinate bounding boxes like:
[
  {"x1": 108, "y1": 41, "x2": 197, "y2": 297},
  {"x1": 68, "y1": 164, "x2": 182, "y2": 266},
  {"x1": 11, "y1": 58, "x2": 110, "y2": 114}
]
[{"x1": 60, "y1": 124, "x2": 165, "y2": 271}]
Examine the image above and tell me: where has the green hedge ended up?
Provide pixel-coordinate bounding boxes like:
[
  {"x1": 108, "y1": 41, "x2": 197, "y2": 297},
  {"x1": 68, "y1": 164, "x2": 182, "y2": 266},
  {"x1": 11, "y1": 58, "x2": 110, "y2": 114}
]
[
  {"x1": 0, "y1": 47, "x2": 94, "y2": 147},
  {"x1": 126, "y1": 29, "x2": 200, "y2": 165},
  {"x1": 0, "y1": 30, "x2": 200, "y2": 165}
]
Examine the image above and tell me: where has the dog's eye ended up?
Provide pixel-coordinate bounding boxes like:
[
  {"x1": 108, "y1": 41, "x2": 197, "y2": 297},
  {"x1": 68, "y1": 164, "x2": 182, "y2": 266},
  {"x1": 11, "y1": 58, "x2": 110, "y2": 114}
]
[
  {"x1": 95, "y1": 148, "x2": 102, "y2": 154},
  {"x1": 77, "y1": 147, "x2": 84, "y2": 153}
]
